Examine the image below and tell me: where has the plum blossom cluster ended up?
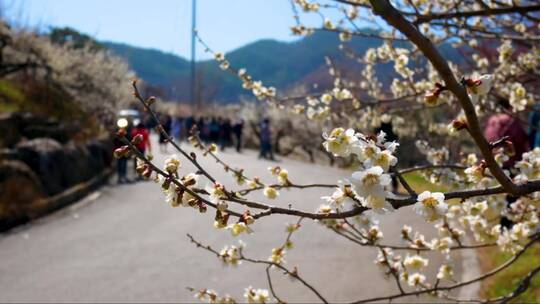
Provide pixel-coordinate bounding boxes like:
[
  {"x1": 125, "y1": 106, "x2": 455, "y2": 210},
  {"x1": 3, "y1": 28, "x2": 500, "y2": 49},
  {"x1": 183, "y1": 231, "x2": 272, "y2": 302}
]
[
  {"x1": 213, "y1": 52, "x2": 276, "y2": 101},
  {"x1": 243, "y1": 287, "x2": 271, "y2": 304},
  {"x1": 192, "y1": 288, "x2": 236, "y2": 304},
  {"x1": 322, "y1": 127, "x2": 398, "y2": 212}
]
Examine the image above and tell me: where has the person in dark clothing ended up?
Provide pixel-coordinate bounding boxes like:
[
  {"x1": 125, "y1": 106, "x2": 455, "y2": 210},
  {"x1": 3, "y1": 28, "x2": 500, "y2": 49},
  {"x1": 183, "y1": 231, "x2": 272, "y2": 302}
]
[
  {"x1": 232, "y1": 119, "x2": 244, "y2": 152},
  {"x1": 185, "y1": 116, "x2": 195, "y2": 132},
  {"x1": 114, "y1": 136, "x2": 129, "y2": 184},
  {"x1": 197, "y1": 117, "x2": 208, "y2": 143},
  {"x1": 209, "y1": 117, "x2": 220, "y2": 144},
  {"x1": 114, "y1": 118, "x2": 133, "y2": 184},
  {"x1": 259, "y1": 118, "x2": 275, "y2": 160},
  {"x1": 171, "y1": 116, "x2": 183, "y2": 143},
  {"x1": 220, "y1": 118, "x2": 233, "y2": 151},
  {"x1": 158, "y1": 114, "x2": 171, "y2": 153},
  {"x1": 376, "y1": 120, "x2": 399, "y2": 193}
]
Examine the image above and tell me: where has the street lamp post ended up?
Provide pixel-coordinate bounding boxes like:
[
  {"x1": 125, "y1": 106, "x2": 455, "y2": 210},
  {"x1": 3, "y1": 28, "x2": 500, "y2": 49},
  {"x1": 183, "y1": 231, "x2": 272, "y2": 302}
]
[{"x1": 190, "y1": 0, "x2": 197, "y2": 111}]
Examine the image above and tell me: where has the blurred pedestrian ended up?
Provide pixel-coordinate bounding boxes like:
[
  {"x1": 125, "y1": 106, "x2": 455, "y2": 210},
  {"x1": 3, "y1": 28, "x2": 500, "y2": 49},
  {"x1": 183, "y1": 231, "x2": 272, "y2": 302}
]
[
  {"x1": 220, "y1": 118, "x2": 232, "y2": 151},
  {"x1": 259, "y1": 118, "x2": 275, "y2": 160},
  {"x1": 159, "y1": 114, "x2": 171, "y2": 153},
  {"x1": 209, "y1": 117, "x2": 220, "y2": 144},
  {"x1": 197, "y1": 117, "x2": 208, "y2": 143},
  {"x1": 114, "y1": 117, "x2": 133, "y2": 184},
  {"x1": 232, "y1": 119, "x2": 244, "y2": 152},
  {"x1": 185, "y1": 115, "x2": 195, "y2": 138},
  {"x1": 131, "y1": 122, "x2": 152, "y2": 181},
  {"x1": 172, "y1": 116, "x2": 183, "y2": 143}
]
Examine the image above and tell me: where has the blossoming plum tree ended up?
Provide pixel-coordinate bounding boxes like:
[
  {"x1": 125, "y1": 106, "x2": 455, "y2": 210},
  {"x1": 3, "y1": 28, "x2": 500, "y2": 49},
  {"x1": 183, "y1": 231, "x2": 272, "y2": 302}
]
[{"x1": 115, "y1": 0, "x2": 540, "y2": 302}]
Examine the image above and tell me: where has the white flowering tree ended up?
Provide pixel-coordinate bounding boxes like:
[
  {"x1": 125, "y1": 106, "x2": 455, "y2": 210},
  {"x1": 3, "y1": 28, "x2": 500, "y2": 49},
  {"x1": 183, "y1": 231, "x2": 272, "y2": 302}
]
[
  {"x1": 116, "y1": 1, "x2": 540, "y2": 302},
  {"x1": 0, "y1": 21, "x2": 134, "y2": 122}
]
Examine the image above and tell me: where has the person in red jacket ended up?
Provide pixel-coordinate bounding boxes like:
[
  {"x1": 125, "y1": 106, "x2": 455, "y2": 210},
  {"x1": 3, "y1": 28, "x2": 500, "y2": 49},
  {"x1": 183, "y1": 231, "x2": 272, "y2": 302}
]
[
  {"x1": 484, "y1": 98, "x2": 529, "y2": 169},
  {"x1": 131, "y1": 122, "x2": 152, "y2": 181}
]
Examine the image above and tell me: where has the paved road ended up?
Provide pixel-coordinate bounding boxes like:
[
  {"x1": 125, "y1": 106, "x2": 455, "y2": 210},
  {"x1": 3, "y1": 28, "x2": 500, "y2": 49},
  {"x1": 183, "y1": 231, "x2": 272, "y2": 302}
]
[{"x1": 0, "y1": 136, "x2": 468, "y2": 303}]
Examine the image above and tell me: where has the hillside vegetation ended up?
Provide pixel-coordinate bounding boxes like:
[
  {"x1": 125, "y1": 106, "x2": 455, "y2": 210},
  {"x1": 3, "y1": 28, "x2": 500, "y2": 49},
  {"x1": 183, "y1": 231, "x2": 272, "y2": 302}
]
[{"x1": 105, "y1": 30, "x2": 464, "y2": 103}]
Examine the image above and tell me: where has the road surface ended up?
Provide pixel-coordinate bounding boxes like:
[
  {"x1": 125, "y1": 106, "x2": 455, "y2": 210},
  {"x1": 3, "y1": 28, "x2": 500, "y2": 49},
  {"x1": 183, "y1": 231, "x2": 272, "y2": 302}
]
[{"x1": 0, "y1": 136, "x2": 470, "y2": 303}]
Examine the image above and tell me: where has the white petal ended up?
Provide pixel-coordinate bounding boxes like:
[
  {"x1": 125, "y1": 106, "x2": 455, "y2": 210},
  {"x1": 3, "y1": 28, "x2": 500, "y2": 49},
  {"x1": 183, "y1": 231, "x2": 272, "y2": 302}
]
[{"x1": 418, "y1": 191, "x2": 431, "y2": 201}]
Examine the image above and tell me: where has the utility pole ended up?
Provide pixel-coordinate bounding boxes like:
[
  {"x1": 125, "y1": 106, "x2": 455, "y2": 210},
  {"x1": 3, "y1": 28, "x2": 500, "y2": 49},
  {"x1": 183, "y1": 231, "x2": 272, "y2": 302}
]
[{"x1": 190, "y1": 0, "x2": 197, "y2": 110}]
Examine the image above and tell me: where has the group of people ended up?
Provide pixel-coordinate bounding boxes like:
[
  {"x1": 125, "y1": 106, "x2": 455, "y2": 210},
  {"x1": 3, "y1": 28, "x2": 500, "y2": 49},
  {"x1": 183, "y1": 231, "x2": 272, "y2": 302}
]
[
  {"x1": 114, "y1": 112, "x2": 280, "y2": 184},
  {"x1": 158, "y1": 115, "x2": 246, "y2": 153}
]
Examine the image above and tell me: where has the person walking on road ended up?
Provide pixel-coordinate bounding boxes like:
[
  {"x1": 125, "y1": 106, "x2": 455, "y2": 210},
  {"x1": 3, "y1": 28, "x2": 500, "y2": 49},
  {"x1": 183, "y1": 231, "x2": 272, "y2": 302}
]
[
  {"x1": 220, "y1": 118, "x2": 232, "y2": 151},
  {"x1": 232, "y1": 119, "x2": 244, "y2": 152},
  {"x1": 158, "y1": 114, "x2": 171, "y2": 153},
  {"x1": 259, "y1": 118, "x2": 275, "y2": 160}
]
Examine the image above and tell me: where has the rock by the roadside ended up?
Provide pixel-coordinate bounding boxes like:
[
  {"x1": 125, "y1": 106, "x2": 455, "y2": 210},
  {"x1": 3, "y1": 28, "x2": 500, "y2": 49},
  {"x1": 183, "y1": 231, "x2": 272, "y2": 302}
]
[
  {"x1": 0, "y1": 112, "x2": 77, "y2": 148},
  {"x1": 87, "y1": 138, "x2": 113, "y2": 172},
  {"x1": 15, "y1": 138, "x2": 65, "y2": 196},
  {"x1": 0, "y1": 160, "x2": 45, "y2": 230},
  {"x1": 62, "y1": 142, "x2": 93, "y2": 187},
  {"x1": 23, "y1": 124, "x2": 70, "y2": 144}
]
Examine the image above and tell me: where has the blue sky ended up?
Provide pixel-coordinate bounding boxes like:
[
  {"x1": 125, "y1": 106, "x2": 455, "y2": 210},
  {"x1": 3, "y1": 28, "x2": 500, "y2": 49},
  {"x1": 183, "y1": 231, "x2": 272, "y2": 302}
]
[{"x1": 5, "y1": 0, "x2": 339, "y2": 60}]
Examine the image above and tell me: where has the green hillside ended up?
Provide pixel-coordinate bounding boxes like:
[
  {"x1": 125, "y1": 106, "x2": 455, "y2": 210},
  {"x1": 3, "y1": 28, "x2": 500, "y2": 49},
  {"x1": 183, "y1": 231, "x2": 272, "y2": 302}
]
[{"x1": 104, "y1": 30, "x2": 463, "y2": 103}]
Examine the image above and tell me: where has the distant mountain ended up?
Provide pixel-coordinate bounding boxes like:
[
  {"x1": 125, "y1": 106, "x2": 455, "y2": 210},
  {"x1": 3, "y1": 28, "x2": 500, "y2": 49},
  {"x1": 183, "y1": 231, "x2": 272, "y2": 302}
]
[{"x1": 103, "y1": 30, "x2": 464, "y2": 104}]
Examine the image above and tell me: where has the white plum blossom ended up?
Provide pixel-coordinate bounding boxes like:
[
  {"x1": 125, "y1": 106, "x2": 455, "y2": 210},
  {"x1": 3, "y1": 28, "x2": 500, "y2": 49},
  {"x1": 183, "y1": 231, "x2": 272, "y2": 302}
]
[
  {"x1": 164, "y1": 154, "x2": 181, "y2": 174},
  {"x1": 468, "y1": 74, "x2": 493, "y2": 96},
  {"x1": 263, "y1": 187, "x2": 279, "y2": 199},
  {"x1": 407, "y1": 273, "x2": 426, "y2": 287},
  {"x1": 323, "y1": 128, "x2": 359, "y2": 157},
  {"x1": 437, "y1": 264, "x2": 454, "y2": 280},
  {"x1": 403, "y1": 254, "x2": 429, "y2": 270},
  {"x1": 414, "y1": 191, "x2": 448, "y2": 222},
  {"x1": 244, "y1": 287, "x2": 270, "y2": 304},
  {"x1": 227, "y1": 222, "x2": 252, "y2": 237},
  {"x1": 321, "y1": 183, "x2": 356, "y2": 208},
  {"x1": 351, "y1": 166, "x2": 391, "y2": 199},
  {"x1": 364, "y1": 149, "x2": 398, "y2": 171}
]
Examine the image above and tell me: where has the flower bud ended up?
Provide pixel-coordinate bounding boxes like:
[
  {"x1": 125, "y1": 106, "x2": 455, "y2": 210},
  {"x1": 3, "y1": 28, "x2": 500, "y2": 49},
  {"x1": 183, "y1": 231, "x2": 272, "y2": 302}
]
[
  {"x1": 136, "y1": 163, "x2": 146, "y2": 175},
  {"x1": 142, "y1": 167, "x2": 152, "y2": 179},
  {"x1": 451, "y1": 119, "x2": 468, "y2": 131},
  {"x1": 424, "y1": 91, "x2": 439, "y2": 106},
  {"x1": 198, "y1": 203, "x2": 207, "y2": 213},
  {"x1": 217, "y1": 201, "x2": 228, "y2": 212},
  {"x1": 113, "y1": 146, "x2": 129, "y2": 159},
  {"x1": 132, "y1": 134, "x2": 144, "y2": 145},
  {"x1": 146, "y1": 96, "x2": 157, "y2": 106}
]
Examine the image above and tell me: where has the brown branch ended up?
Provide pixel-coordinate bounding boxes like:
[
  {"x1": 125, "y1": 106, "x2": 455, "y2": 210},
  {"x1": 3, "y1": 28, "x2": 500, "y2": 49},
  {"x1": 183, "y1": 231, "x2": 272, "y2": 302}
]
[
  {"x1": 117, "y1": 136, "x2": 243, "y2": 218},
  {"x1": 368, "y1": 0, "x2": 526, "y2": 195},
  {"x1": 331, "y1": 226, "x2": 495, "y2": 252},
  {"x1": 414, "y1": 4, "x2": 540, "y2": 25},
  {"x1": 397, "y1": 164, "x2": 467, "y2": 174},
  {"x1": 350, "y1": 233, "x2": 540, "y2": 303},
  {"x1": 265, "y1": 265, "x2": 284, "y2": 304},
  {"x1": 187, "y1": 232, "x2": 329, "y2": 304}
]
